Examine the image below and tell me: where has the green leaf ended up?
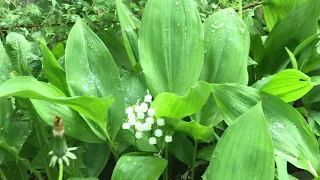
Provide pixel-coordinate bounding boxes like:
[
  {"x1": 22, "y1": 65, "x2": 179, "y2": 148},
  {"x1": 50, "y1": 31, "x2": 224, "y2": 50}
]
[
  {"x1": 197, "y1": 145, "x2": 215, "y2": 161},
  {"x1": 31, "y1": 100, "x2": 104, "y2": 143},
  {"x1": 152, "y1": 81, "x2": 212, "y2": 119},
  {"x1": 275, "y1": 156, "x2": 289, "y2": 180},
  {"x1": 67, "y1": 178, "x2": 98, "y2": 180},
  {"x1": 139, "y1": 0, "x2": 203, "y2": 95},
  {"x1": 165, "y1": 118, "x2": 213, "y2": 143},
  {"x1": 256, "y1": 0, "x2": 319, "y2": 78},
  {"x1": 211, "y1": 84, "x2": 320, "y2": 175},
  {"x1": 118, "y1": 129, "x2": 158, "y2": 152},
  {"x1": 111, "y1": 153, "x2": 167, "y2": 180},
  {"x1": 302, "y1": 85, "x2": 320, "y2": 104},
  {"x1": 201, "y1": 8, "x2": 249, "y2": 84},
  {"x1": 51, "y1": 42, "x2": 65, "y2": 60},
  {"x1": 121, "y1": 69, "x2": 148, "y2": 105},
  {"x1": 39, "y1": 39, "x2": 70, "y2": 95},
  {"x1": 116, "y1": 0, "x2": 140, "y2": 66},
  {"x1": 260, "y1": 69, "x2": 313, "y2": 102},
  {"x1": 0, "y1": 39, "x2": 12, "y2": 80},
  {"x1": 204, "y1": 103, "x2": 275, "y2": 180},
  {"x1": 4, "y1": 32, "x2": 34, "y2": 75},
  {"x1": 262, "y1": 0, "x2": 305, "y2": 30},
  {"x1": 168, "y1": 132, "x2": 193, "y2": 166},
  {"x1": 308, "y1": 111, "x2": 320, "y2": 136},
  {"x1": 285, "y1": 47, "x2": 298, "y2": 69},
  {"x1": 82, "y1": 142, "x2": 111, "y2": 177},
  {"x1": 0, "y1": 76, "x2": 114, "y2": 137},
  {"x1": 66, "y1": 18, "x2": 125, "y2": 139},
  {"x1": 0, "y1": 97, "x2": 12, "y2": 133}
]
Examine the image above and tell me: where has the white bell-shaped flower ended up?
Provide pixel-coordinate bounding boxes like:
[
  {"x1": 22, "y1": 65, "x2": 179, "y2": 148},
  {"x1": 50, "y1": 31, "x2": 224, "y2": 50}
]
[
  {"x1": 125, "y1": 107, "x2": 134, "y2": 114},
  {"x1": 140, "y1": 103, "x2": 148, "y2": 112},
  {"x1": 157, "y1": 118, "x2": 165, "y2": 126},
  {"x1": 135, "y1": 131, "x2": 143, "y2": 139},
  {"x1": 135, "y1": 122, "x2": 143, "y2": 132},
  {"x1": 148, "y1": 108, "x2": 156, "y2": 117},
  {"x1": 165, "y1": 135, "x2": 173, "y2": 143},
  {"x1": 137, "y1": 112, "x2": 145, "y2": 119},
  {"x1": 122, "y1": 123, "x2": 130, "y2": 129},
  {"x1": 144, "y1": 94, "x2": 152, "y2": 103},
  {"x1": 149, "y1": 137, "x2": 157, "y2": 145},
  {"x1": 154, "y1": 129, "x2": 163, "y2": 137},
  {"x1": 145, "y1": 117, "x2": 154, "y2": 124}
]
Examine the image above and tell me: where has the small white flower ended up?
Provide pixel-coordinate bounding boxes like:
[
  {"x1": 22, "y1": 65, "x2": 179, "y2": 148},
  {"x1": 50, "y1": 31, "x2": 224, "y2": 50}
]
[
  {"x1": 122, "y1": 123, "x2": 130, "y2": 129},
  {"x1": 128, "y1": 118, "x2": 136, "y2": 125},
  {"x1": 148, "y1": 108, "x2": 156, "y2": 116},
  {"x1": 135, "y1": 131, "x2": 143, "y2": 139},
  {"x1": 135, "y1": 122, "x2": 143, "y2": 131},
  {"x1": 145, "y1": 117, "x2": 154, "y2": 124},
  {"x1": 125, "y1": 107, "x2": 134, "y2": 114},
  {"x1": 48, "y1": 147, "x2": 77, "y2": 167},
  {"x1": 165, "y1": 135, "x2": 173, "y2": 143},
  {"x1": 149, "y1": 137, "x2": 157, "y2": 145},
  {"x1": 142, "y1": 123, "x2": 152, "y2": 131},
  {"x1": 135, "y1": 105, "x2": 143, "y2": 113},
  {"x1": 157, "y1": 118, "x2": 165, "y2": 126},
  {"x1": 145, "y1": 94, "x2": 152, "y2": 102},
  {"x1": 140, "y1": 103, "x2": 148, "y2": 112},
  {"x1": 154, "y1": 129, "x2": 163, "y2": 137},
  {"x1": 127, "y1": 112, "x2": 136, "y2": 119},
  {"x1": 137, "y1": 112, "x2": 145, "y2": 119}
]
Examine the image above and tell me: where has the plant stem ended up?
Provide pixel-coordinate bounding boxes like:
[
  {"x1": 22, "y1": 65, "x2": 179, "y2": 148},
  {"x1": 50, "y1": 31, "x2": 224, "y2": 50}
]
[
  {"x1": 0, "y1": 168, "x2": 7, "y2": 180},
  {"x1": 191, "y1": 141, "x2": 198, "y2": 180},
  {"x1": 109, "y1": 142, "x2": 119, "y2": 162},
  {"x1": 59, "y1": 162, "x2": 64, "y2": 180},
  {"x1": 163, "y1": 146, "x2": 169, "y2": 180},
  {"x1": 238, "y1": 0, "x2": 243, "y2": 19}
]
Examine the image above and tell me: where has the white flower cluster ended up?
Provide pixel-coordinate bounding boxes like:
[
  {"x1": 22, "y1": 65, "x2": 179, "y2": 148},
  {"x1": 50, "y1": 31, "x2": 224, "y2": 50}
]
[{"x1": 122, "y1": 92, "x2": 173, "y2": 145}]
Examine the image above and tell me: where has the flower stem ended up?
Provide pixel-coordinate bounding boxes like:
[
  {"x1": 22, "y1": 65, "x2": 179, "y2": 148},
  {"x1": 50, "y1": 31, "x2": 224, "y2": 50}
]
[
  {"x1": 191, "y1": 141, "x2": 198, "y2": 180},
  {"x1": 163, "y1": 145, "x2": 169, "y2": 180},
  {"x1": 238, "y1": 0, "x2": 243, "y2": 19},
  {"x1": 58, "y1": 162, "x2": 63, "y2": 180},
  {"x1": 0, "y1": 168, "x2": 7, "y2": 180}
]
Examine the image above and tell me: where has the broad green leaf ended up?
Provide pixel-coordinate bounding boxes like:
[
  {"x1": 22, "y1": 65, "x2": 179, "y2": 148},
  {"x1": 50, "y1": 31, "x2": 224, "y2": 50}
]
[
  {"x1": 262, "y1": 0, "x2": 305, "y2": 30},
  {"x1": 39, "y1": 40, "x2": 70, "y2": 95},
  {"x1": 31, "y1": 100, "x2": 104, "y2": 143},
  {"x1": 4, "y1": 32, "x2": 33, "y2": 75},
  {"x1": 165, "y1": 118, "x2": 213, "y2": 143},
  {"x1": 51, "y1": 42, "x2": 65, "y2": 60},
  {"x1": 197, "y1": 145, "x2": 215, "y2": 161},
  {"x1": 308, "y1": 111, "x2": 320, "y2": 136},
  {"x1": 152, "y1": 81, "x2": 212, "y2": 119},
  {"x1": 275, "y1": 156, "x2": 289, "y2": 180},
  {"x1": 211, "y1": 84, "x2": 320, "y2": 175},
  {"x1": 260, "y1": 69, "x2": 313, "y2": 102},
  {"x1": 168, "y1": 132, "x2": 193, "y2": 166},
  {"x1": 191, "y1": 93, "x2": 224, "y2": 126},
  {"x1": 201, "y1": 8, "x2": 249, "y2": 84},
  {"x1": 116, "y1": 0, "x2": 140, "y2": 66},
  {"x1": 111, "y1": 153, "x2": 167, "y2": 180},
  {"x1": 66, "y1": 18, "x2": 125, "y2": 140},
  {"x1": 139, "y1": 0, "x2": 203, "y2": 95},
  {"x1": 0, "y1": 39, "x2": 12, "y2": 80},
  {"x1": 303, "y1": 85, "x2": 320, "y2": 104},
  {"x1": 0, "y1": 96, "x2": 12, "y2": 133},
  {"x1": 205, "y1": 103, "x2": 274, "y2": 180},
  {"x1": 118, "y1": 129, "x2": 158, "y2": 152},
  {"x1": 0, "y1": 76, "x2": 114, "y2": 134},
  {"x1": 121, "y1": 68, "x2": 148, "y2": 105},
  {"x1": 256, "y1": 0, "x2": 319, "y2": 78},
  {"x1": 67, "y1": 178, "x2": 98, "y2": 180},
  {"x1": 83, "y1": 142, "x2": 111, "y2": 177}
]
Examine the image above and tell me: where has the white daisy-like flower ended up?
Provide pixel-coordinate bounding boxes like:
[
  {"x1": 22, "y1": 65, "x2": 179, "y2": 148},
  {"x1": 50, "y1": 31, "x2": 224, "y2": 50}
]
[
  {"x1": 145, "y1": 117, "x2": 154, "y2": 124},
  {"x1": 135, "y1": 131, "x2": 143, "y2": 139},
  {"x1": 140, "y1": 103, "x2": 148, "y2": 112},
  {"x1": 149, "y1": 137, "x2": 157, "y2": 145},
  {"x1": 154, "y1": 129, "x2": 163, "y2": 137},
  {"x1": 48, "y1": 147, "x2": 77, "y2": 167},
  {"x1": 135, "y1": 122, "x2": 143, "y2": 132},
  {"x1": 142, "y1": 123, "x2": 152, "y2": 131},
  {"x1": 122, "y1": 123, "x2": 130, "y2": 129},
  {"x1": 157, "y1": 118, "x2": 165, "y2": 126},
  {"x1": 125, "y1": 107, "x2": 134, "y2": 114},
  {"x1": 144, "y1": 94, "x2": 152, "y2": 103},
  {"x1": 165, "y1": 135, "x2": 173, "y2": 143},
  {"x1": 148, "y1": 108, "x2": 156, "y2": 117},
  {"x1": 137, "y1": 112, "x2": 145, "y2": 119}
]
